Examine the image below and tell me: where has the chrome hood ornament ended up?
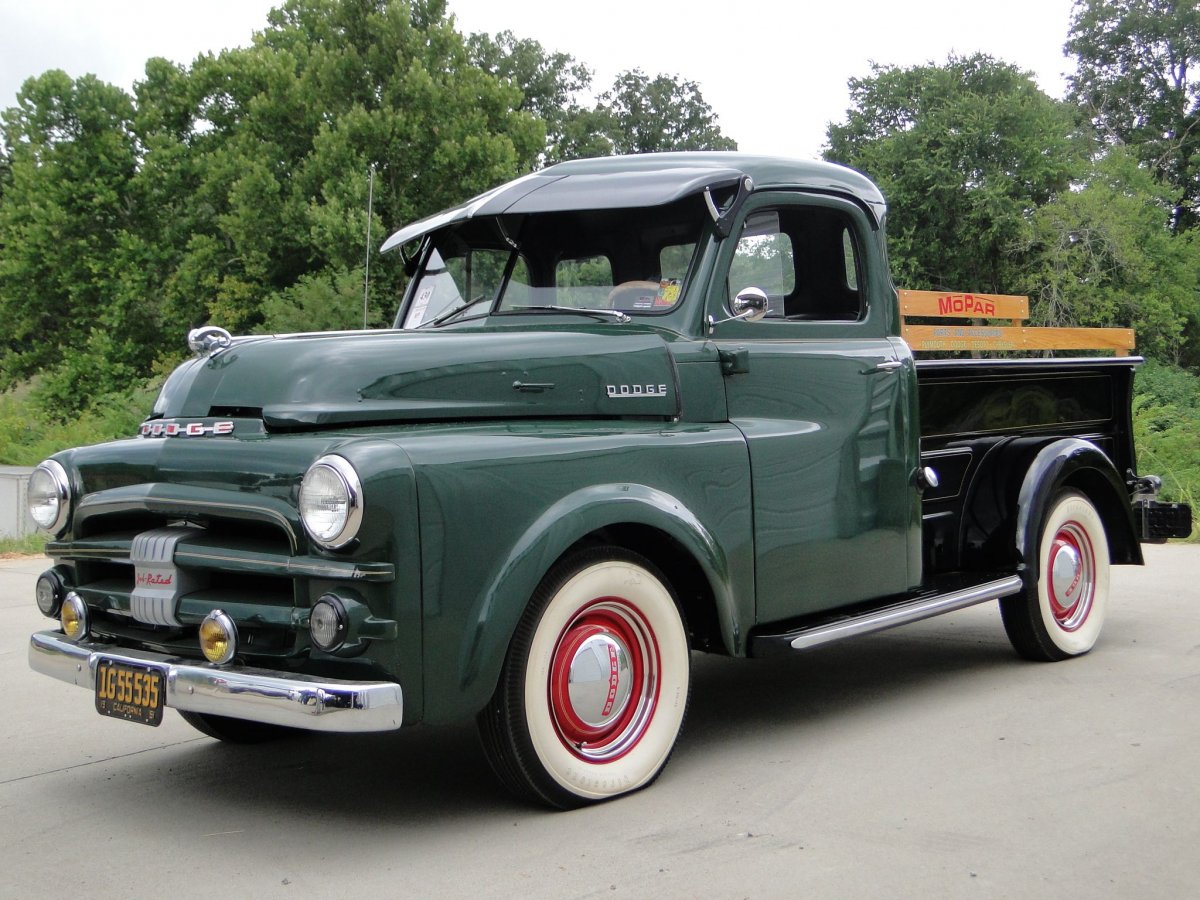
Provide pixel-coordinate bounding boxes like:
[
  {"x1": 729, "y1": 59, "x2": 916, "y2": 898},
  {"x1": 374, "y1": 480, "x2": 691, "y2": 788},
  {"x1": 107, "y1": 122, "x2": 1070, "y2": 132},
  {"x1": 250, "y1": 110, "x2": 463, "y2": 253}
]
[{"x1": 187, "y1": 325, "x2": 233, "y2": 357}]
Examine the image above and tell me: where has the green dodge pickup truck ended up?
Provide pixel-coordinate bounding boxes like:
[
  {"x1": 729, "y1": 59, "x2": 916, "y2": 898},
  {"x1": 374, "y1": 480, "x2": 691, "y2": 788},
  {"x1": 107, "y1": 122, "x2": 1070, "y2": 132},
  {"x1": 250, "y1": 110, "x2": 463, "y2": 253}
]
[{"x1": 26, "y1": 153, "x2": 1192, "y2": 808}]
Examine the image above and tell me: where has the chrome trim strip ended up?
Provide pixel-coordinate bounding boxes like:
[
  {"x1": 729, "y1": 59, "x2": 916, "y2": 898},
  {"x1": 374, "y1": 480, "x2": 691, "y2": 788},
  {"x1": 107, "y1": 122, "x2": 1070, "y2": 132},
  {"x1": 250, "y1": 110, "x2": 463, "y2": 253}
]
[
  {"x1": 173, "y1": 549, "x2": 395, "y2": 582},
  {"x1": 76, "y1": 490, "x2": 300, "y2": 553},
  {"x1": 46, "y1": 542, "x2": 395, "y2": 583},
  {"x1": 29, "y1": 631, "x2": 403, "y2": 733},
  {"x1": 788, "y1": 575, "x2": 1024, "y2": 651}
]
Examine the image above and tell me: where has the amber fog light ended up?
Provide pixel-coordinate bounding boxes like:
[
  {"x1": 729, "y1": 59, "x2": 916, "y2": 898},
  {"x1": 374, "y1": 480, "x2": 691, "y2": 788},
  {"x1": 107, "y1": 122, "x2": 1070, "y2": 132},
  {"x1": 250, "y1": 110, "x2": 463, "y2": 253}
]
[
  {"x1": 36, "y1": 571, "x2": 65, "y2": 618},
  {"x1": 310, "y1": 595, "x2": 347, "y2": 651},
  {"x1": 199, "y1": 610, "x2": 238, "y2": 665},
  {"x1": 60, "y1": 592, "x2": 89, "y2": 641}
]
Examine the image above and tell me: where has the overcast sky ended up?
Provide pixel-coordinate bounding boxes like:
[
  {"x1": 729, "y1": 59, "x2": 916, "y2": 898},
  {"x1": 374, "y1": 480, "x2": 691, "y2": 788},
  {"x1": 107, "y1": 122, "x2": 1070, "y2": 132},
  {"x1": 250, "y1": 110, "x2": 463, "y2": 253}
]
[{"x1": 1, "y1": 0, "x2": 1080, "y2": 158}]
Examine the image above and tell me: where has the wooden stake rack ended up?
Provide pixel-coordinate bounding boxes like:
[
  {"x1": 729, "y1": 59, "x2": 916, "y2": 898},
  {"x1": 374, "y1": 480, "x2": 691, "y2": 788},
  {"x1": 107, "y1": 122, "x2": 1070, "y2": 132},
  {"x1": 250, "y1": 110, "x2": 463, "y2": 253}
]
[{"x1": 898, "y1": 290, "x2": 1135, "y2": 356}]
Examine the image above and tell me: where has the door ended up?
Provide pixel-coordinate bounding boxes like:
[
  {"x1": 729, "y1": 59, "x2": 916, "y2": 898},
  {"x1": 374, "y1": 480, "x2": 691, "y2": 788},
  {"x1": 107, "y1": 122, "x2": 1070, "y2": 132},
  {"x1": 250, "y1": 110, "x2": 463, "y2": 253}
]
[{"x1": 708, "y1": 193, "x2": 919, "y2": 624}]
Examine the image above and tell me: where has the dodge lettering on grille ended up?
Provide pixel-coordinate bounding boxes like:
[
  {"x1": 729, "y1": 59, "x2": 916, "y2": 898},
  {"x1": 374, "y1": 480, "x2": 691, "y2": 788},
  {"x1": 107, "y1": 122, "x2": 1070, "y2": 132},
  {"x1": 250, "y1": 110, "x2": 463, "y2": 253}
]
[{"x1": 139, "y1": 421, "x2": 235, "y2": 438}]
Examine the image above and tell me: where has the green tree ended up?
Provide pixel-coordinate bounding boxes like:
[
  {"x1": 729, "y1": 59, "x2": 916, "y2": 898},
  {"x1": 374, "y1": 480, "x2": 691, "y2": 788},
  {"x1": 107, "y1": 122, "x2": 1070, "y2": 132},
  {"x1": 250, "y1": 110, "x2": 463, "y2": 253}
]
[
  {"x1": 1017, "y1": 147, "x2": 1200, "y2": 361},
  {"x1": 466, "y1": 29, "x2": 593, "y2": 164},
  {"x1": 825, "y1": 54, "x2": 1085, "y2": 295},
  {"x1": 1066, "y1": 0, "x2": 1200, "y2": 231},
  {"x1": 465, "y1": 33, "x2": 737, "y2": 163},
  {"x1": 594, "y1": 69, "x2": 737, "y2": 157},
  {"x1": 134, "y1": 0, "x2": 544, "y2": 336},
  {"x1": 0, "y1": 71, "x2": 144, "y2": 386}
]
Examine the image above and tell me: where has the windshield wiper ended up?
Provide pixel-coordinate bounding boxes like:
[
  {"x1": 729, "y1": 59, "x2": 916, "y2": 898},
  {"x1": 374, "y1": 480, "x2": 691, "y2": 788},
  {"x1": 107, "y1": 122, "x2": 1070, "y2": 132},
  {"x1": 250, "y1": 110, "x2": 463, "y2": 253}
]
[
  {"x1": 509, "y1": 306, "x2": 632, "y2": 324},
  {"x1": 422, "y1": 295, "x2": 492, "y2": 328}
]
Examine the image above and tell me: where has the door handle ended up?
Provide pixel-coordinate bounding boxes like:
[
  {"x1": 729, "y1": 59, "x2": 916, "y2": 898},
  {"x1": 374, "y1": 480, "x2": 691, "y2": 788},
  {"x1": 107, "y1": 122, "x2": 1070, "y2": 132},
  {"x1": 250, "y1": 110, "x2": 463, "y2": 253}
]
[{"x1": 865, "y1": 359, "x2": 903, "y2": 373}]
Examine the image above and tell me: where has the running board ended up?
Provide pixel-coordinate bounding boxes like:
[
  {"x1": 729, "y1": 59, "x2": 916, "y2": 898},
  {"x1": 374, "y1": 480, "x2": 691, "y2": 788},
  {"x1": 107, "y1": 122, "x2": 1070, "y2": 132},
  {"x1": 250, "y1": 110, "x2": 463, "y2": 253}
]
[{"x1": 749, "y1": 575, "x2": 1025, "y2": 656}]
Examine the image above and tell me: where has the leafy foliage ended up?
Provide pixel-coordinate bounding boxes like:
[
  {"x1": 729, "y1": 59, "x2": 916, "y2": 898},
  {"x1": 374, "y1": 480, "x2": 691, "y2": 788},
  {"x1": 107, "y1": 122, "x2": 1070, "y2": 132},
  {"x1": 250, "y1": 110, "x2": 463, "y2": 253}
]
[
  {"x1": 1067, "y1": 0, "x2": 1200, "y2": 231},
  {"x1": 1017, "y1": 147, "x2": 1200, "y2": 361},
  {"x1": 0, "y1": 71, "x2": 142, "y2": 384},
  {"x1": 0, "y1": 383, "x2": 155, "y2": 465},
  {"x1": 466, "y1": 29, "x2": 593, "y2": 164},
  {"x1": 466, "y1": 34, "x2": 736, "y2": 163},
  {"x1": 1133, "y1": 362, "x2": 1200, "y2": 537},
  {"x1": 594, "y1": 70, "x2": 737, "y2": 157},
  {"x1": 826, "y1": 54, "x2": 1084, "y2": 294}
]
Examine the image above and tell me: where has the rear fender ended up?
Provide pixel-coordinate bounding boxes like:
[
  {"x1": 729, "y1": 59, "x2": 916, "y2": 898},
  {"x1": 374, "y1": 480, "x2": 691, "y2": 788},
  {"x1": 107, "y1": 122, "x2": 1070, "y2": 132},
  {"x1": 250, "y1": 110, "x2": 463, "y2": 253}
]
[{"x1": 1014, "y1": 438, "x2": 1142, "y2": 588}]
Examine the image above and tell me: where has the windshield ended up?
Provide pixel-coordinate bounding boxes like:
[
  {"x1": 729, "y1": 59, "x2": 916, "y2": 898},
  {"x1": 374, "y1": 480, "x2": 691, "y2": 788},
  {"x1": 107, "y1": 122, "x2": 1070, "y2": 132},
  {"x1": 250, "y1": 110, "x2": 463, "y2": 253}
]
[{"x1": 399, "y1": 196, "x2": 706, "y2": 328}]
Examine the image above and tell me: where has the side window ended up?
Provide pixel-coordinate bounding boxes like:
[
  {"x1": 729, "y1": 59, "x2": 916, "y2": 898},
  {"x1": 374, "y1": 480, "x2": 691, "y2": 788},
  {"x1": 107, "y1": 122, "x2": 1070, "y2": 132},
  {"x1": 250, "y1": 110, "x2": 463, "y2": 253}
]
[
  {"x1": 556, "y1": 255, "x2": 613, "y2": 307},
  {"x1": 728, "y1": 212, "x2": 793, "y2": 317},
  {"x1": 843, "y1": 228, "x2": 859, "y2": 292},
  {"x1": 727, "y1": 207, "x2": 863, "y2": 322}
]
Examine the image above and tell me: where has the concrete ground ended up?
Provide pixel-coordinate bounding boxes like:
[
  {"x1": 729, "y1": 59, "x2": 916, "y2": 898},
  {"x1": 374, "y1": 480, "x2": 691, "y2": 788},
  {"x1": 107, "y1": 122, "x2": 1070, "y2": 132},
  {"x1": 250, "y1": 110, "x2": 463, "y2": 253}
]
[{"x1": 2, "y1": 545, "x2": 1197, "y2": 899}]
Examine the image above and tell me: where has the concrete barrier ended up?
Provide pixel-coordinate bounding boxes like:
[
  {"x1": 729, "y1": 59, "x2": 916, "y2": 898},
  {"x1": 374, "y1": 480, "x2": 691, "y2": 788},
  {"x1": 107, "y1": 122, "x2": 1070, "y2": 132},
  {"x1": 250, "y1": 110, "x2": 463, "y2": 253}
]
[{"x1": 0, "y1": 466, "x2": 35, "y2": 539}]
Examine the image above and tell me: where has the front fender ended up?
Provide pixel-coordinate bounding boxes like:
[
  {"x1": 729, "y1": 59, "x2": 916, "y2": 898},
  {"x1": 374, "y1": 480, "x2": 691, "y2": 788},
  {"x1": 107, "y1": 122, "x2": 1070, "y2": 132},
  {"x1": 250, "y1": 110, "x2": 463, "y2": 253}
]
[{"x1": 457, "y1": 482, "x2": 740, "y2": 710}]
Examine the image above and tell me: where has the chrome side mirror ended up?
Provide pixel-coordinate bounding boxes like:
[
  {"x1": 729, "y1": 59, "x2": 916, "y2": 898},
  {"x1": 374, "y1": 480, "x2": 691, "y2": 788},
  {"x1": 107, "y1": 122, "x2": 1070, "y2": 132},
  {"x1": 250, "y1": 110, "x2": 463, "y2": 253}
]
[
  {"x1": 732, "y1": 288, "x2": 768, "y2": 322},
  {"x1": 707, "y1": 287, "x2": 769, "y2": 334}
]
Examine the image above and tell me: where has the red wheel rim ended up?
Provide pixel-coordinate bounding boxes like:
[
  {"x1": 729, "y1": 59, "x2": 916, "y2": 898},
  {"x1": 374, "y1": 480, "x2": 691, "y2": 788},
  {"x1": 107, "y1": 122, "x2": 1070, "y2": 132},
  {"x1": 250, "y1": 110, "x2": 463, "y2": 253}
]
[
  {"x1": 1047, "y1": 521, "x2": 1096, "y2": 631},
  {"x1": 548, "y1": 598, "x2": 660, "y2": 762}
]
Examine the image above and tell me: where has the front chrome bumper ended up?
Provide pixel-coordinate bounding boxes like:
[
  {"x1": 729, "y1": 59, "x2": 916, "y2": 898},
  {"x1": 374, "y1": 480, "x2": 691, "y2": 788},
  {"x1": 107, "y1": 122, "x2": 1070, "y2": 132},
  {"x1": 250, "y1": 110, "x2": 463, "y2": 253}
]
[{"x1": 29, "y1": 630, "x2": 403, "y2": 733}]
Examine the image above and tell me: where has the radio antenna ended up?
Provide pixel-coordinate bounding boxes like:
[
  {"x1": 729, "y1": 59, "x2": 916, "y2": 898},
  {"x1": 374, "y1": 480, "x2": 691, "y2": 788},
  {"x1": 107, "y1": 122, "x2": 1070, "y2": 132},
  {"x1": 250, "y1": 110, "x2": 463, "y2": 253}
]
[{"x1": 363, "y1": 164, "x2": 375, "y2": 328}]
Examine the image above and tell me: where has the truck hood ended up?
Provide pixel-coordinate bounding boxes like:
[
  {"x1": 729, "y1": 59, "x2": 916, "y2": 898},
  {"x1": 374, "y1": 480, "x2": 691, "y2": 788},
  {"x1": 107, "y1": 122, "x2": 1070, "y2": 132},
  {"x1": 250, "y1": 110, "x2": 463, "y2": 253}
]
[{"x1": 152, "y1": 329, "x2": 681, "y2": 428}]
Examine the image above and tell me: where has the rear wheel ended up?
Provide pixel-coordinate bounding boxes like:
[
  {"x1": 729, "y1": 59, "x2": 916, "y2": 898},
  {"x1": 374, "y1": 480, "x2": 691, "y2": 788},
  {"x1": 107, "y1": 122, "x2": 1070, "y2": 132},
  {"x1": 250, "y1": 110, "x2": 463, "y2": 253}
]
[
  {"x1": 478, "y1": 547, "x2": 691, "y2": 808},
  {"x1": 1001, "y1": 490, "x2": 1110, "y2": 661},
  {"x1": 179, "y1": 711, "x2": 302, "y2": 744}
]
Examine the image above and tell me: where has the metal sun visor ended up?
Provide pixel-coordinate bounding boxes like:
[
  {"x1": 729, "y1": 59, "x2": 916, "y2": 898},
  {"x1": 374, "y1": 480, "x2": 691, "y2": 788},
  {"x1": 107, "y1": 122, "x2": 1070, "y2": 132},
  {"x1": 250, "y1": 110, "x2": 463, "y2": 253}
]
[{"x1": 379, "y1": 166, "x2": 748, "y2": 253}]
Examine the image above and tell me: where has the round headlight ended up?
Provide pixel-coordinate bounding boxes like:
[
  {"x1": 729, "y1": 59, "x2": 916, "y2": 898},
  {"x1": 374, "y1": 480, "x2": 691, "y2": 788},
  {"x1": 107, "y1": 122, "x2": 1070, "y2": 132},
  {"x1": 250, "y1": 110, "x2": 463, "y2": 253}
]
[
  {"x1": 199, "y1": 610, "x2": 238, "y2": 665},
  {"x1": 299, "y1": 455, "x2": 363, "y2": 549},
  {"x1": 36, "y1": 570, "x2": 66, "y2": 618},
  {"x1": 28, "y1": 460, "x2": 71, "y2": 535},
  {"x1": 60, "y1": 592, "x2": 89, "y2": 642},
  {"x1": 310, "y1": 595, "x2": 347, "y2": 652}
]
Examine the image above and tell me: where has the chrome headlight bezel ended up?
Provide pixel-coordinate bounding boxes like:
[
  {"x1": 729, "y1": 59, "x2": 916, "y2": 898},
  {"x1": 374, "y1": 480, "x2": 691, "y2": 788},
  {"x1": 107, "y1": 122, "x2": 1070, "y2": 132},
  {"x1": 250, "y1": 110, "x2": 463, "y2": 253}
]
[
  {"x1": 28, "y1": 459, "x2": 71, "y2": 536},
  {"x1": 298, "y1": 455, "x2": 364, "y2": 550}
]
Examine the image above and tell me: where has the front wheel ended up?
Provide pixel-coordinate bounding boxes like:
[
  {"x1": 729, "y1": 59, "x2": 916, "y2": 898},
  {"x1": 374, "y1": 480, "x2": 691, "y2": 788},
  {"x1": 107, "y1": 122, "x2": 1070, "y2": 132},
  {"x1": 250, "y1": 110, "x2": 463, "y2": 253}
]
[
  {"x1": 478, "y1": 547, "x2": 691, "y2": 808},
  {"x1": 1000, "y1": 490, "x2": 1110, "y2": 661}
]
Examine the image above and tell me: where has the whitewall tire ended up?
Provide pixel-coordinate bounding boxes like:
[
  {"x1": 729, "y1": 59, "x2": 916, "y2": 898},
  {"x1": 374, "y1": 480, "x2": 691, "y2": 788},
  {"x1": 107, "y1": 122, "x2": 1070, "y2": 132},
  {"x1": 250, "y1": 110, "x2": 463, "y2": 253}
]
[
  {"x1": 1001, "y1": 490, "x2": 1110, "y2": 661},
  {"x1": 478, "y1": 547, "x2": 691, "y2": 808}
]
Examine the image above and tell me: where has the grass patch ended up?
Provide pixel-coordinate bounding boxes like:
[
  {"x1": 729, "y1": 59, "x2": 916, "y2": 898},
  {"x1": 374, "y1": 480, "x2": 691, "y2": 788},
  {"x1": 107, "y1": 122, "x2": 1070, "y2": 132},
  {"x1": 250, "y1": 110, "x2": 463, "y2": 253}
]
[{"x1": 0, "y1": 532, "x2": 47, "y2": 558}]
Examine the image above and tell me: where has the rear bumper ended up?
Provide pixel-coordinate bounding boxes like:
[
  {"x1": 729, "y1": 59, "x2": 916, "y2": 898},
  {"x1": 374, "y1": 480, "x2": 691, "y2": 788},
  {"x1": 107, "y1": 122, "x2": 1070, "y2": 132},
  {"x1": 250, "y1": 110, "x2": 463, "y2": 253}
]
[
  {"x1": 29, "y1": 630, "x2": 403, "y2": 733},
  {"x1": 1134, "y1": 499, "x2": 1193, "y2": 543}
]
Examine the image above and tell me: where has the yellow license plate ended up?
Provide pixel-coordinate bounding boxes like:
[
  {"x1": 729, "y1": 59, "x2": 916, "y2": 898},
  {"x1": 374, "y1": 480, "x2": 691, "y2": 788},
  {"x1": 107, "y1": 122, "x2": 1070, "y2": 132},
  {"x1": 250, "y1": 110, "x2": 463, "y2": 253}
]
[{"x1": 95, "y1": 659, "x2": 165, "y2": 726}]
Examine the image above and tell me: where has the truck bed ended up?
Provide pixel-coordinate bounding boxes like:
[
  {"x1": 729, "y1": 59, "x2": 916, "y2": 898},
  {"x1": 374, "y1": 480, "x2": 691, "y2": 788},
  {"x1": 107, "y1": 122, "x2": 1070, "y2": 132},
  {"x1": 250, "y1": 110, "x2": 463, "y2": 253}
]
[{"x1": 916, "y1": 356, "x2": 1141, "y2": 577}]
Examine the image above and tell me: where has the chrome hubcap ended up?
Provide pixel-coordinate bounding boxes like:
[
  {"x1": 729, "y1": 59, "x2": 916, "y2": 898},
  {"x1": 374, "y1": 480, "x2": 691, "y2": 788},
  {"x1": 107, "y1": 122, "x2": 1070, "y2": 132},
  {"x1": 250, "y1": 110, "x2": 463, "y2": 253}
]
[
  {"x1": 548, "y1": 598, "x2": 659, "y2": 761},
  {"x1": 1047, "y1": 523, "x2": 1095, "y2": 631},
  {"x1": 566, "y1": 634, "x2": 633, "y2": 728}
]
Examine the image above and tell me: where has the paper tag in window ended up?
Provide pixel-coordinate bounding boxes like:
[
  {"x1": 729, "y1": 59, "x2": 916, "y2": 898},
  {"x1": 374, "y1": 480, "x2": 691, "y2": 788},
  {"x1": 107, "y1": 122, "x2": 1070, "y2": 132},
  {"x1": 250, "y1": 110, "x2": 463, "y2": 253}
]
[
  {"x1": 409, "y1": 287, "x2": 434, "y2": 324},
  {"x1": 655, "y1": 279, "x2": 681, "y2": 307}
]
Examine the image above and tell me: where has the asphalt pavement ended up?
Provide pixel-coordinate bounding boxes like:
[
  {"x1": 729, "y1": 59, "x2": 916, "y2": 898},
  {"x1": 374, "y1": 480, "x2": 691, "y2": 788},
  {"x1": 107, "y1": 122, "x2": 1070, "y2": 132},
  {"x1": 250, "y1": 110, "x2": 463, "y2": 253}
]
[{"x1": 2, "y1": 545, "x2": 1198, "y2": 898}]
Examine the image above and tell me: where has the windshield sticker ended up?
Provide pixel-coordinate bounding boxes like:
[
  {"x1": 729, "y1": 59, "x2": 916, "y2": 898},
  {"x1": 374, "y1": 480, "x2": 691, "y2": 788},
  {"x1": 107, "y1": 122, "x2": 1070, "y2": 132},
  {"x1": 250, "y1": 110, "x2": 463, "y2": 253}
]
[
  {"x1": 632, "y1": 295, "x2": 656, "y2": 310},
  {"x1": 409, "y1": 286, "x2": 434, "y2": 325},
  {"x1": 655, "y1": 279, "x2": 681, "y2": 308}
]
